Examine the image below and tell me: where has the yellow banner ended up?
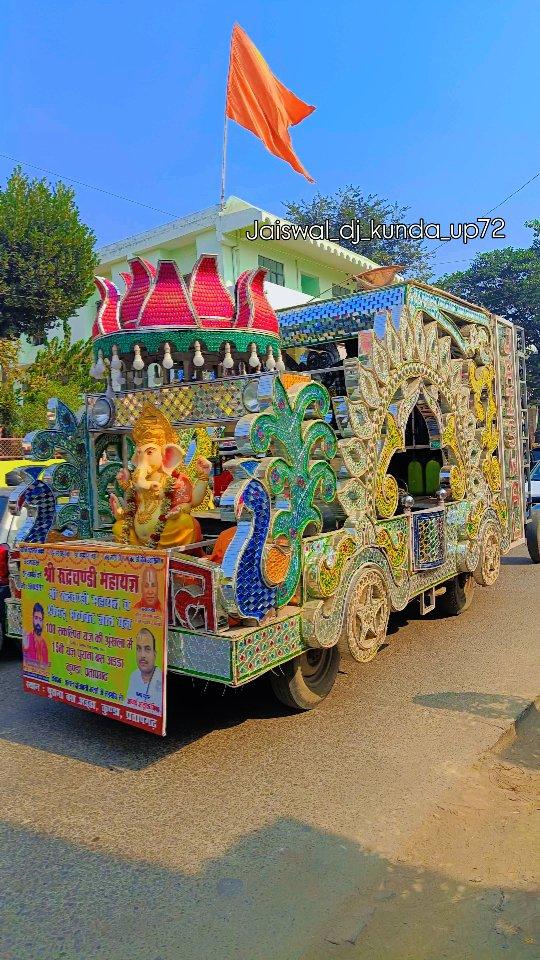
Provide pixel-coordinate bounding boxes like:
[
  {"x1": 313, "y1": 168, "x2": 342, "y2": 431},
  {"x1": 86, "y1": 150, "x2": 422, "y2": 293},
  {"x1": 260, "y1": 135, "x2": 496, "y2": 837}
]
[{"x1": 21, "y1": 542, "x2": 169, "y2": 735}]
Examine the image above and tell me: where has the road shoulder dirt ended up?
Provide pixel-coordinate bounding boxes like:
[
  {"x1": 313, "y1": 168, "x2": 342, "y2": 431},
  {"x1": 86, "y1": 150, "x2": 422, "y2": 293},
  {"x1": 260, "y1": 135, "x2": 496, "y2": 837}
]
[{"x1": 304, "y1": 702, "x2": 540, "y2": 960}]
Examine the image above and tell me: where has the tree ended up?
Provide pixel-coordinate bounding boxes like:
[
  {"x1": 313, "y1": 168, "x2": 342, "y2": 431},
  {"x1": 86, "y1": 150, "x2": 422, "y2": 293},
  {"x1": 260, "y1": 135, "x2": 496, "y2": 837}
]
[
  {"x1": 0, "y1": 167, "x2": 98, "y2": 342},
  {"x1": 283, "y1": 185, "x2": 433, "y2": 279},
  {"x1": 438, "y1": 235, "x2": 540, "y2": 404},
  {"x1": 0, "y1": 338, "x2": 21, "y2": 435},
  {"x1": 14, "y1": 335, "x2": 96, "y2": 435}
]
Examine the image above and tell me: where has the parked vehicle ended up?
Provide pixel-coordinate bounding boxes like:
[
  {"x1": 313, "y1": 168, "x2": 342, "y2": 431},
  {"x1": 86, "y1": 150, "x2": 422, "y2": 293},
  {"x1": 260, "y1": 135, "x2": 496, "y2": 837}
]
[
  {"x1": 0, "y1": 458, "x2": 61, "y2": 487},
  {"x1": 525, "y1": 461, "x2": 540, "y2": 563},
  {"x1": 6, "y1": 257, "x2": 535, "y2": 733},
  {"x1": 530, "y1": 461, "x2": 540, "y2": 505},
  {"x1": 0, "y1": 487, "x2": 26, "y2": 652}
]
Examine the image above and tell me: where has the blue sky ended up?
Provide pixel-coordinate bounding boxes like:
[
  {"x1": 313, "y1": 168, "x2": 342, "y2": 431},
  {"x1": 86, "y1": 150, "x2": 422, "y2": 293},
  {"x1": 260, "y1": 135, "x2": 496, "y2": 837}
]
[{"x1": 2, "y1": 0, "x2": 539, "y2": 276}]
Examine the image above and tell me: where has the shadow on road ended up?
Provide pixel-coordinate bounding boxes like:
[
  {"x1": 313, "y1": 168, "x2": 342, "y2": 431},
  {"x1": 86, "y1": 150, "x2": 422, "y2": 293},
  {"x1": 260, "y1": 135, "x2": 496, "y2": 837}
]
[
  {"x1": 414, "y1": 690, "x2": 532, "y2": 721},
  {"x1": 502, "y1": 555, "x2": 535, "y2": 566},
  {"x1": 386, "y1": 601, "x2": 442, "y2": 635},
  {"x1": 0, "y1": 815, "x2": 537, "y2": 960},
  {"x1": 0, "y1": 660, "x2": 289, "y2": 772}
]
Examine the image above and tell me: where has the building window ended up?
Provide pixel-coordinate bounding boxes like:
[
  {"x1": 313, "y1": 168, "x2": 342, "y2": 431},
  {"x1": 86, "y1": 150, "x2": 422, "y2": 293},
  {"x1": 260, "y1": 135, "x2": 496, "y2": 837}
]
[
  {"x1": 300, "y1": 273, "x2": 320, "y2": 297},
  {"x1": 258, "y1": 255, "x2": 285, "y2": 286},
  {"x1": 332, "y1": 283, "x2": 350, "y2": 298}
]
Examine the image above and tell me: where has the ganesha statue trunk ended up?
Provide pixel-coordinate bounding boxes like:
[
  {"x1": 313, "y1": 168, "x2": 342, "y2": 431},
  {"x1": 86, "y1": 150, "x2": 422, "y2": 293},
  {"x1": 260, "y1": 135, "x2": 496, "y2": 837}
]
[{"x1": 110, "y1": 402, "x2": 211, "y2": 548}]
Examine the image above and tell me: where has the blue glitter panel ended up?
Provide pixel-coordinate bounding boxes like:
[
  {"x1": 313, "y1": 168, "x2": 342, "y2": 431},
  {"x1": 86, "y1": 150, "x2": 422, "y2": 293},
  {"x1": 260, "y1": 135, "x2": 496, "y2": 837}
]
[{"x1": 278, "y1": 287, "x2": 405, "y2": 347}]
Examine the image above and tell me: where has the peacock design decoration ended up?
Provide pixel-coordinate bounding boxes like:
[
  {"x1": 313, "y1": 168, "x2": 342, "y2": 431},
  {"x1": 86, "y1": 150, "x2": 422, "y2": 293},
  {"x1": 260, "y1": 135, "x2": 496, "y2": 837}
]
[
  {"x1": 25, "y1": 398, "x2": 92, "y2": 538},
  {"x1": 249, "y1": 378, "x2": 338, "y2": 606},
  {"x1": 11, "y1": 478, "x2": 57, "y2": 544},
  {"x1": 221, "y1": 477, "x2": 277, "y2": 621}
]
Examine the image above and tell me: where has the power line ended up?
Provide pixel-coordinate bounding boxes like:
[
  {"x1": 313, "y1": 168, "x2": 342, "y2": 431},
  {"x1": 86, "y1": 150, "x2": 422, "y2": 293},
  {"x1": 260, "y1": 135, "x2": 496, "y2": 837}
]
[
  {"x1": 3, "y1": 148, "x2": 539, "y2": 240},
  {"x1": 429, "y1": 167, "x2": 540, "y2": 255},
  {"x1": 2, "y1": 151, "x2": 540, "y2": 308},
  {"x1": 303, "y1": 169, "x2": 540, "y2": 302},
  {"x1": 485, "y1": 170, "x2": 540, "y2": 214},
  {"x1": 0, "y1": 151, "x2": 375, "y2": 308},
  {"x1": 0, "y1": 152, "x2": 361, "y2": 309},
  {"x1": 0, "y1": 152, "x2": 180, "y2": 220}
]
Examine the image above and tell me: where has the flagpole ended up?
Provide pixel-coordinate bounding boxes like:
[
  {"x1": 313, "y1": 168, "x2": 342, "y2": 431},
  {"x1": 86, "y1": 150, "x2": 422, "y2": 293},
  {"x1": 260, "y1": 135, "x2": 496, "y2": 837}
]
[
  {"x1": 220, "y1": 26, "x2": 234, "y2": 209},
  {"x1": 220, "y1": 116, "x2": 228, "y2": 209}
]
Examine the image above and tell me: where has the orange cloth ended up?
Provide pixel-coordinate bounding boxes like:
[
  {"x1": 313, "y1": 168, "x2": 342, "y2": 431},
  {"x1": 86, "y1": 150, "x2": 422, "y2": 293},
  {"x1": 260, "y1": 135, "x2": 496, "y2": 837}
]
[
  {"x1": 210, "y1": 526, "x2": 237, "y2": 565},
  {"x1": 226, "y1": 23, "x2": 315, "y2": 182}
]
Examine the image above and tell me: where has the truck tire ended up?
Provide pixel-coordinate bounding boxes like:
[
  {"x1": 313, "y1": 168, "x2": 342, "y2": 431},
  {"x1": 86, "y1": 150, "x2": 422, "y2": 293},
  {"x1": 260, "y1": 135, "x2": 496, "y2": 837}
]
[
  {"x1": 9, "y1": 632, "x2": 22, "y2": 656},
  {"x1": 269, "y1": 646, "x2": 340, "y2": 711},
  {"x1": 438, "y1": 573, "x2": 475, "y2": 616},
  {"x1": 526, "y1": 511, "x2": 540, "y2": 563}
]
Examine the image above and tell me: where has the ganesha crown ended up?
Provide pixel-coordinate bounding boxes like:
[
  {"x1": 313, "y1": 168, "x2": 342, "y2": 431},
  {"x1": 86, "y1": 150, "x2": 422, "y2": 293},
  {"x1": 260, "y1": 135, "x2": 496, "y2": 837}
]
[{"x1": 132, "y1": 402, "x2": 179, "y2": 447}]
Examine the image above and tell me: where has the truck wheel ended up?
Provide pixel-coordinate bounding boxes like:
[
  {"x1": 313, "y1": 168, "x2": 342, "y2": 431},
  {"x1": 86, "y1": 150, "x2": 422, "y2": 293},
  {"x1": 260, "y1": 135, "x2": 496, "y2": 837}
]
[
  {"x1": 439, "y1": 573, "x2": 475, "y2": 616},
  {"x1": 474, "y1": 523, "x2": 501, "y2": 586},
  {"x1": 526, "y1": 511, "x2": 540, "y2": 563},
  {"x1": 269, "y1": 646, "x2": 340, "y2": 711},
  {"x1": 339, "y1": 566, "x2": 390, "y2": 663},
  {"x1": 9, "y1": 633, "x2": 22, "y2": 656}
]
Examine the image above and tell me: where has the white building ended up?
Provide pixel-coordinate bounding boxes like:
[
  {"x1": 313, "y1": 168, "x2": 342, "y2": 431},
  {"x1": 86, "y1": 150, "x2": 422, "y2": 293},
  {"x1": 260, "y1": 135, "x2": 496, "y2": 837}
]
[{"x1": 20, "y1": 196, "x2": 378, "y2": 363}]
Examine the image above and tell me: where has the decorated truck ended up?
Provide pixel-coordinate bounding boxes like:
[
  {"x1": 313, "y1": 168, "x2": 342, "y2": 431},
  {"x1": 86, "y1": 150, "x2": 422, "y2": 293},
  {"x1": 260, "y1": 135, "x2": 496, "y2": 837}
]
[{"x1": 5, "y1": 255, "x2": 537, "y2": 734}]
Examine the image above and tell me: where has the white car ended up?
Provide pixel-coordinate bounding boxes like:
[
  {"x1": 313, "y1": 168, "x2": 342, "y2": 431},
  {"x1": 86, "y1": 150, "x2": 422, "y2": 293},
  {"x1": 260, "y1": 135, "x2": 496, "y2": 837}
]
[
  {"x1": 531, "y1": 460, "x2": 540, "y2": 508},
  {"x1": 526, "y1": 461, "x2": 540, "y2": 562}
]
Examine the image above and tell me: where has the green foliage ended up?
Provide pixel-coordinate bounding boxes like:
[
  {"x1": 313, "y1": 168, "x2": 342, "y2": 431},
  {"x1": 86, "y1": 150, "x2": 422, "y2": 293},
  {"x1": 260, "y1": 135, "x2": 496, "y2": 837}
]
[
  {"x1": 283, "y1": 186, "x2": 433, "y2": 280},
  {"x1": 525, "y1": 218, "x2": 540, "y2": 254},
  {"x1": 0, "y1": 386, "x2": 18, "y2": 435},
  {"x1": 0, "y1": 166, "x2": 98, "y2": 342},
  {"x1": 438, "y1": 246, "x2": 540, "y2": 348},
  {"x1": 0, "y1": 338, "x2": 21, "y2": 434},
  {"x1": 15, "y1": 336, "x2": 95, "y2": 434},
  {"x1": 438, "y1": 229, "x2": 540, "y2": 403}
]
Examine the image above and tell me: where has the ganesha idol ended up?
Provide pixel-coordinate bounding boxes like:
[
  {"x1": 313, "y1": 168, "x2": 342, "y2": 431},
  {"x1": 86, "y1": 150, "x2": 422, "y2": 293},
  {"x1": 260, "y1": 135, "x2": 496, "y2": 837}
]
[{"x1": 110, "y1": 403, "x2": 211, "y2": 548}]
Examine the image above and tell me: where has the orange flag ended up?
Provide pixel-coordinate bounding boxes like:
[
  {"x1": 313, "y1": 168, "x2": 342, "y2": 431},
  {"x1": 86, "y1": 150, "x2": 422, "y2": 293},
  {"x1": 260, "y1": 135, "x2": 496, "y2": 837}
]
[{"x1": 226, "y1": 24, "x2": 315, "y2": 182}]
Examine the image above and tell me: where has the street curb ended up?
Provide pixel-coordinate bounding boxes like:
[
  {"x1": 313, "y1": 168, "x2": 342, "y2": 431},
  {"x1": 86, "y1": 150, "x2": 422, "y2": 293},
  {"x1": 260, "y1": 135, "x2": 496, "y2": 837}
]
[{"x1": 490, "y1": 695, "x2": 540, "y2": 756}]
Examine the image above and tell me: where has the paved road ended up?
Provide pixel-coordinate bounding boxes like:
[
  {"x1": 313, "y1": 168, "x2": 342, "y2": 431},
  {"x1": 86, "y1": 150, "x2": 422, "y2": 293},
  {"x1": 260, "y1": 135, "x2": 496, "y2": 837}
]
[{"x1": 0, "y1": 547, "x2": 538, "y2": 960}]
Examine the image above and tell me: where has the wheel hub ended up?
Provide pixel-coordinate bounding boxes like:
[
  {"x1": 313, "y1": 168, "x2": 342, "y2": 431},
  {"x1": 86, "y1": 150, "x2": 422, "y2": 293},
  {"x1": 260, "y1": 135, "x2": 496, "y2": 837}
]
[
  {"x1": 346, "y1": 568, "x2": 390, "y2": 662},
  {"x1": 300, "y1": 648, "x2": 330, "y2": 682}
]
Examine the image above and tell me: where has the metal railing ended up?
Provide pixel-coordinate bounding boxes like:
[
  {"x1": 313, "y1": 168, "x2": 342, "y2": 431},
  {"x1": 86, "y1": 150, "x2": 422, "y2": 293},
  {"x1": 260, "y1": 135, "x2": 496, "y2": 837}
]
[{"x1": 0, "y1": 437, "x2": 24, "y2": 460}]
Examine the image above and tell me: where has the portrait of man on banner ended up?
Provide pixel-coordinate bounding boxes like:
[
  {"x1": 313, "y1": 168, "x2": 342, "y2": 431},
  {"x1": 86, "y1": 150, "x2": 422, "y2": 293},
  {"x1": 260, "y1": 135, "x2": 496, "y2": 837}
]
[
  {"x1": 23, "y1": 601, "x2": 50, "y2": 673},
  {"x1": 126, "y1": 628, "x2": 164, "y2": 714},
  {"x1": 133, "y1": 567, "x2": 162, "y2": 613}
]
